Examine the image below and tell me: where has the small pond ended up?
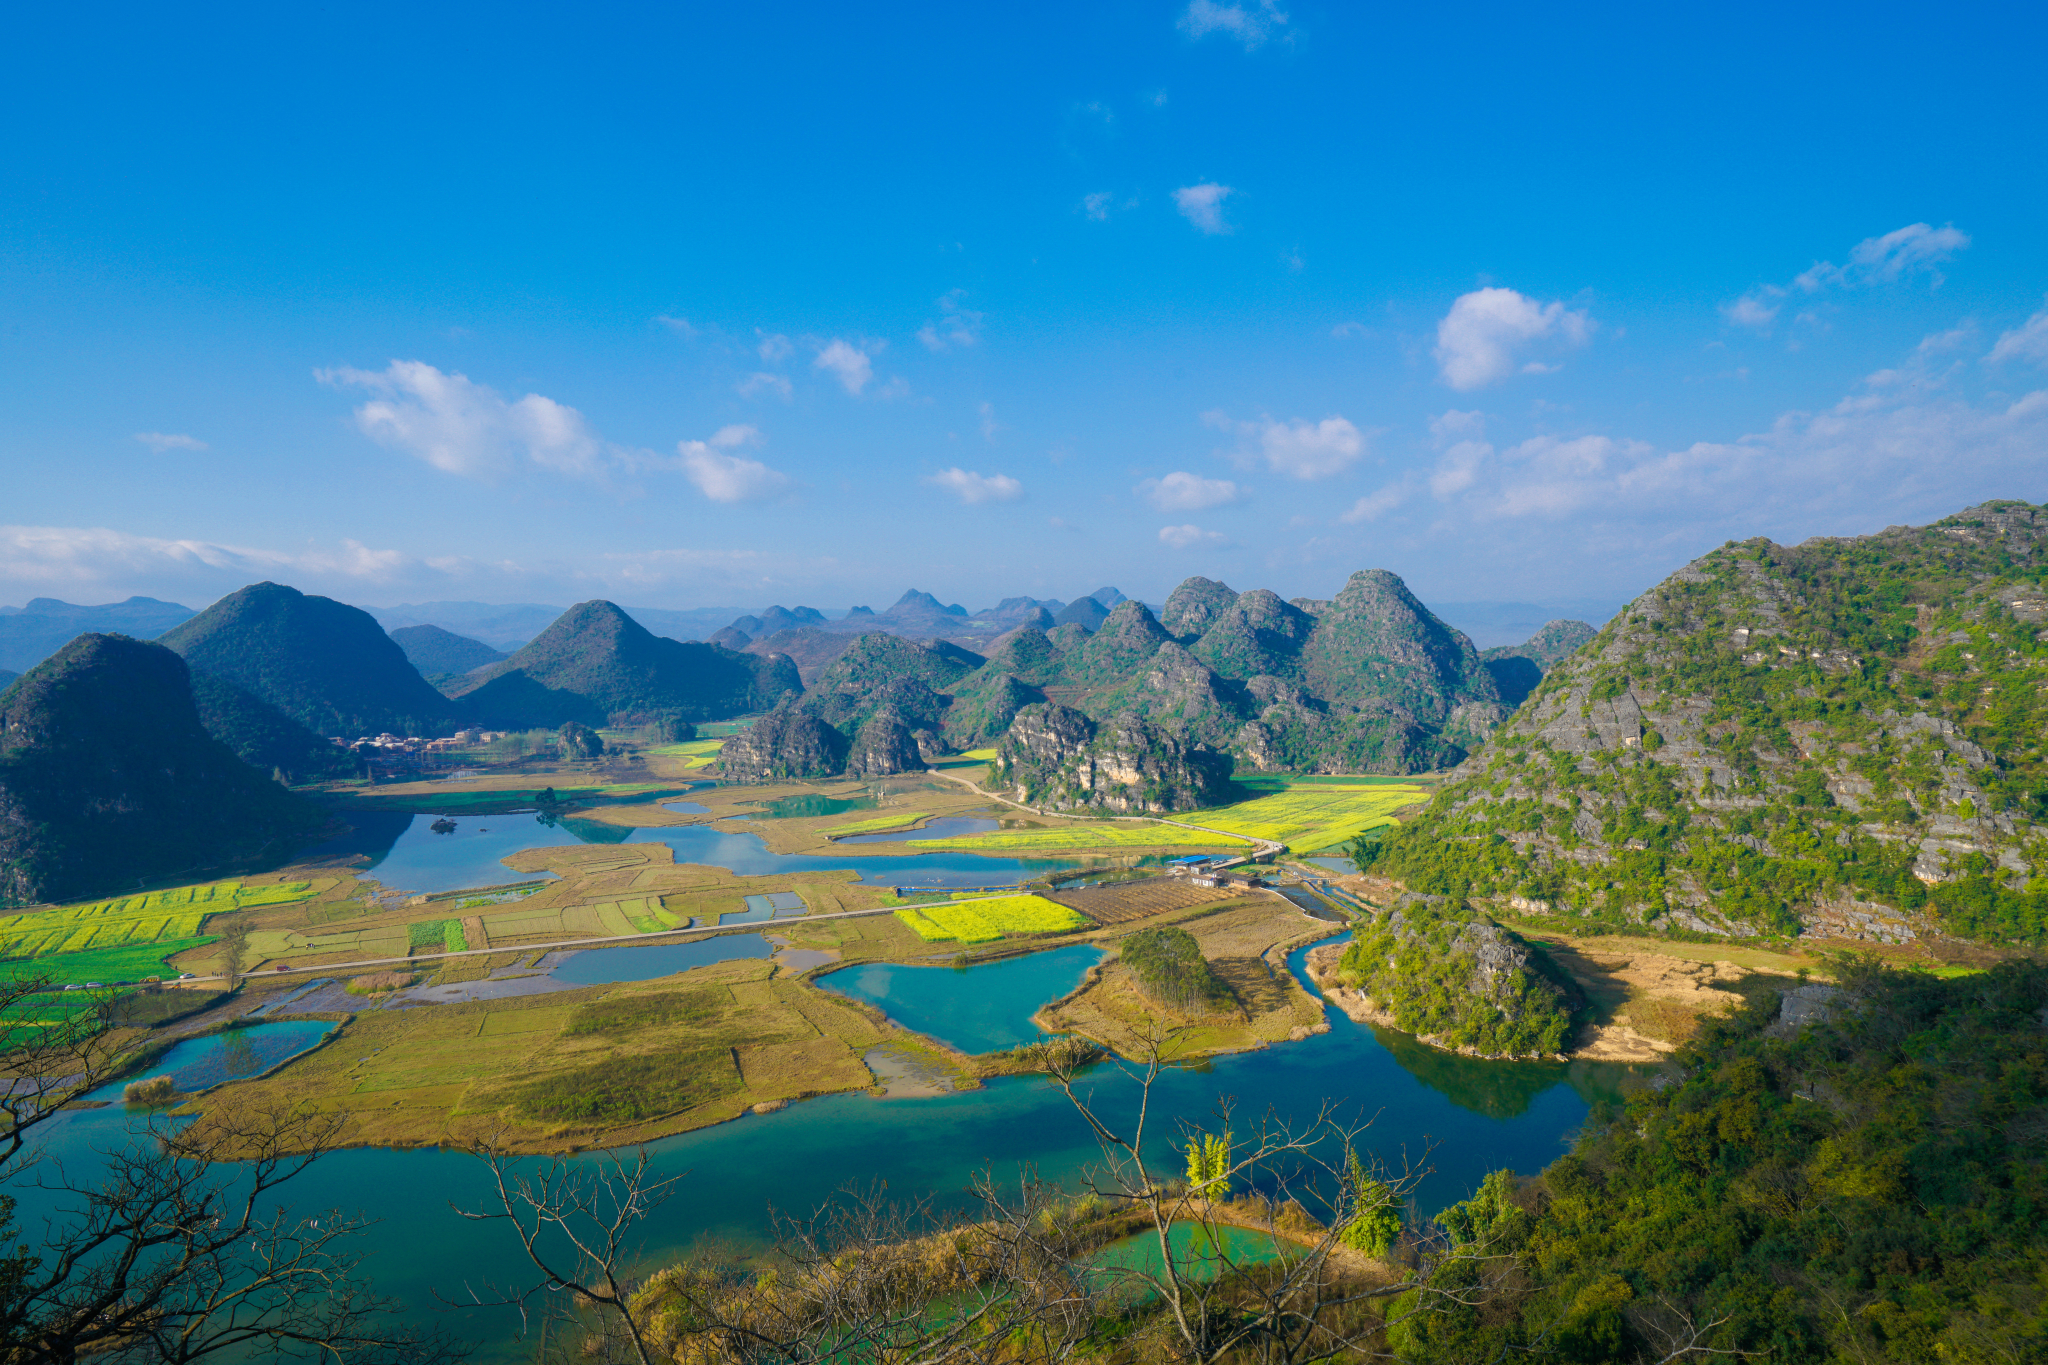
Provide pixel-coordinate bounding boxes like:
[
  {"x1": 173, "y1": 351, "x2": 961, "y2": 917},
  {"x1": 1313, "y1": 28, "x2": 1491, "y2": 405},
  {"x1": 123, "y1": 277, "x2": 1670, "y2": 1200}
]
[
  {"x1": 659, "y1": 799, "x2": 712, "y2": 815},
  {"x1": 818, "y1": 944, "x2": 1106, "y2": 1054},
  {"x1": 744, "y1": 794, "x2": 879, "y2": 819},
  {"x1": 545, "y1": 934, "x2": 774, "y2": 986},
  {"x1": 98, "y1": 1020, "x2": 334, "y2": 1099},
  {"x1": 836, "y1": 817, "x2": 1001, "y2": 844}
]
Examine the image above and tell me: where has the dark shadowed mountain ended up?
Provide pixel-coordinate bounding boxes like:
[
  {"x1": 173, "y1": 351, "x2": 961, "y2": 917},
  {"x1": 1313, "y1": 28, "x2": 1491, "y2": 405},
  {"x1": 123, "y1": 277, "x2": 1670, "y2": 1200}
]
[
  {"x1": 389, "y1": 624, "x2": 507, "y2": 683},
  {"x1": 186, "y1": 672, "x2": 360, "y2": 783},
  {"x1": 1480, "y1": 620, "x2": 1599, "y2": 705},
  {"x1": 0, "y1": 597, "x2": 196, "y2": 673},
  {"x1": 159, "y1": 583, "x2": 462, "y2": 738},
  {"x1": 727, "y1": 606, "x2": 827, "y2": 638},
  {"x1": 0, "y1": 634, "x2": 322, "y2": 906},
  {"x1": 453, "y1": 601, "x2": 799, "y2": 729},
  {"x1": 1053, "y1": 596, "x2": 1111, "y2": 630},
  {"x1": 0, "y1": 671, "x2": 14, "y2": 692}
]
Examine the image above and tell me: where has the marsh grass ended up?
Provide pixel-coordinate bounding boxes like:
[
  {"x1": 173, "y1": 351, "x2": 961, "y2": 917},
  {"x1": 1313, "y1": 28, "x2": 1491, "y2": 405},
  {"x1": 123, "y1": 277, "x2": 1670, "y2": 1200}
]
[
  {"x1": 563, "y1": 988, "x2": 725, "y2": 1036},
  {"x1": 500, "y1": 1046, "x2": 742, "y2": 1122}
]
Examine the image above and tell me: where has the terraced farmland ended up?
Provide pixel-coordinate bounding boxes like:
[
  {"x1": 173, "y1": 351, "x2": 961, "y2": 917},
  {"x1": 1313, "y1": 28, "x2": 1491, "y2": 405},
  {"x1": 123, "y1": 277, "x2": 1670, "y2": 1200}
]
[
  {"x1": 0, "y1": 881, "x2": 316, "y2": 964},
  {"x1": 894, "y1": 895, "x2": 1087, "y2": 944}
]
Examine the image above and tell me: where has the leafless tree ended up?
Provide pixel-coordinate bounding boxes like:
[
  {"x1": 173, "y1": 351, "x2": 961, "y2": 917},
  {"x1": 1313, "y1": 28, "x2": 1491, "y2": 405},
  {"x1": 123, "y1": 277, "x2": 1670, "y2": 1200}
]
[
  {"x1": 1038, "y1": 1022, "x2": 1499, "y2": 1364},
  {"x1": 0, "y1": 975, "x2": 457, "y2": 1363}
]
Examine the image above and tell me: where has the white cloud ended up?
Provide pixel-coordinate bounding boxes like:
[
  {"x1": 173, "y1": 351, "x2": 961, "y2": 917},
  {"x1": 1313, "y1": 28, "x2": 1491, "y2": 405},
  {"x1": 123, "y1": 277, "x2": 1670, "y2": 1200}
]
[
  {"x1": 917, "y1": 291, "x2": 983, "y2": 352},
  {"x1": 1205, "y1": 411, "x2": 1365, "y2": 479},
  {"x1": 1159, "y1": 524, "x2": 1228, "y2": 549},
  {"x1": 813, "y1": 339, "x2": 876, "y2": 396},
  {"x1": 1178, "y1": 0, "x2": 1288, "y2": 49},
  {"x1": 1988, "y1": 298, "x2": 2048, "y2": 368},
  {"x1": 926, "y1": 468, "x2": 1023, "y2": 504},
  {"x1": 1136, "y1": 471, "x2": 1242, "y2": 511},
  {"x1": 1430, "y1": 441, "x2": 1490, "y2": 499},
  {"x1": 676, "y1": 426, "x2": 792, "y2": 504},
  {"x1": 0, "y1": 525, "x2": 411, "y2": 590},
  {"x1": 1082, "y1": 191, "x2": 1113, "y2": 221},
  {"x1": 1172, "y1": 183, "x2": 1234, "y2": 235},
  {"x1": 757, "y1": 331, "x2": 793, "y2": 363},
  {"x1": 1340, "y1": 482, "x2": 1411, "y2": 523},
  {"x1": 1723, "y1": 222, "x2": 1972, "y2": 331},
  {"x1": 318, "y1": 360, "x2": 604, "y2": 480},
  {"x1": 738, "y1": 372, "x2": 793, "y2": 401},
  {"x1": 654, "y1": 315, "x2": 699, "y2": 337},
  {"x1": 133, "y1": 432, "x2": 207, "y2": 453},
  {"x1": 1433, "y1": 288, "x2": 1594, "y2": 391}
]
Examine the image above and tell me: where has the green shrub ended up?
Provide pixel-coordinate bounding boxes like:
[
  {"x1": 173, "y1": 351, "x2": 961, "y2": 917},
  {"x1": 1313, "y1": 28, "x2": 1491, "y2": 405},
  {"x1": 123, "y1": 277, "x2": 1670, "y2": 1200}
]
[
  {"x1": 1119, "y1": 927, "x2": 1233, "y2": 1013},
  {"x1": 502, "y1": 1046, "x2": 742, "y2": 1123}
]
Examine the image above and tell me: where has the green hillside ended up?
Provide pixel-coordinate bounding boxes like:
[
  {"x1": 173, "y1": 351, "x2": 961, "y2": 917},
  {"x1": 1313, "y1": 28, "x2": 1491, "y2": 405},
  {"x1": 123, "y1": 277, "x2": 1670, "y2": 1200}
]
[
  {"x1": 1365, "y1": 500, "x2": 2048, "y2": 943},
  {"x1": 389, "y1": 622, "x2": 505, "y2": 681},
  {"x1": 187, "y1": 670, "x2": 359, "y2": 783},
  {"x1": 455, "y1": 600, "x2": 799, "y2": 729},
  {"x1": 159, "y1": 581, "x2": 460, "y2": 737},
  {"x1": 0, "y1": 634, "x2": 322, "y2": 907},
  {"x1": 1400, "y1": 958, "x2": 2048, "y2": 1364}
]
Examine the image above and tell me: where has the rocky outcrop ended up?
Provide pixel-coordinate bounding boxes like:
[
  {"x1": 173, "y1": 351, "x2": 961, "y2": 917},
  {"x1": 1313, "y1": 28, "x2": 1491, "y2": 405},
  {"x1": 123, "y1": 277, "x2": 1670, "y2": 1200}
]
[
  {"x1": 1370, "y1": 500, "x2": 2048, "y2": 943},
  {"x1": 558, "y1": 721, "x2": 604, "y2": 760},
  {"x1": 989, "y1": 703, "x2": 1232, "y2": 813},
  {"x1": 716, "y1": 704, "x2": 850, "y2": 780},
  {"x1": 1161, "y1": 576, "x2": 1241, "y2": 640},
  {"x1": 845, "y1": 708, "x2": 926, "y2": 778}
]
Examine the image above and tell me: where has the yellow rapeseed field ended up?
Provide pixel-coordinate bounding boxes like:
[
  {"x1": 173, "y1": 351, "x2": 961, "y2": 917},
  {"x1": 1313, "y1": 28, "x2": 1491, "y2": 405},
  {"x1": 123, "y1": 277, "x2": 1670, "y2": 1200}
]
[
  {"x1": 0, "y1": 881, "x2": 315, "y2": 959},
  {"x1": 1184, "y1": 782, "x2": 1426, "y2": 852},
  {"x1": 894, "y1": 895, "x2": 1087, "y2": 944}
]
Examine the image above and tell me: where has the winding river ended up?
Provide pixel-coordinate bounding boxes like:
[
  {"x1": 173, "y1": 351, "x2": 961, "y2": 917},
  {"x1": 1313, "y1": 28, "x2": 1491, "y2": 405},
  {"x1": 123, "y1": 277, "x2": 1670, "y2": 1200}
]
[{"x1": 22, "y1": 935, "x2": 1636, "y2": 1357}]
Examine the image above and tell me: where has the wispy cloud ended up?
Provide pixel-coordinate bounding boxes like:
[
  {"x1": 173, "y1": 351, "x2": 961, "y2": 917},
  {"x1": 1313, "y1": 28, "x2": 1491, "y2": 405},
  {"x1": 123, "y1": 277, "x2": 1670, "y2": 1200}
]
[
  {"x1": 737, "y1": 372, "x2": 794, "y2": 402},
  {"x1": 756, "y1": 331, "x2": 793, "y2": 363},
  {"x1": 1136, "y1": 471, "x2": 1242, "y2": 511},
  {"x1": 926, "y1": 468, "x2": 1023, "y2": 504},
  {"x1": 1988, "y1": 297, "x2": 2048, "y2": 368},
  {"x1": 653, "y1": 315, "x2": 699, "y2": 338},
  {"x1": 133, "y1": 432, "x2": 207, "y2": 453},
  {"x1": 917, "y1": 290, "x2": 983, "y2": 352},
  {"x1": 1082, "y1": 191, "x2": 1113, "y2": 221},
  {"x1": 318, "y1": 360, "x2": 605, "y2": 480},
  {"x1": 1204, "y1": 411, "x2": 1365, "y2": 479},
  {"x1": 1159, "y1": 524, "x2": 1228, "y2": 548},
  {"x1": 676, "y1": 425, "x2": 792, "y2": 504},
  {"x1": 1722, "y1": 222, "x2": 1972, "y2": 330},
  {"x1": 1178, "y1": 0, "x2": 1288, "y2": 49},
  {"x1": 1172, "y1": 183, "x2": 1234, "y2": 234},
  {"x1": 813, "y1": 339, "x2": 877, "y2": 396},
  {"x1": 1433, "y1": 288, "x2": 1594, "y2": 390},
  {"x1": 0, "y1": 524, "x2": 409, "y2": 588}
]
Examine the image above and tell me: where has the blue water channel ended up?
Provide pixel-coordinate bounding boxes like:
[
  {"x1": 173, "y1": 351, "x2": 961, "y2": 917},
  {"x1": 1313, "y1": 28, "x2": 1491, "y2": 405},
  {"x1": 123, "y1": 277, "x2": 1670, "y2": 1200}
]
[
  {"x1": 317, "y1": 810, "x2": 1106, "y2": 895},
  {"x1": 547, "y1": 934, "x2": 773, "y2": 985},
  {"x1": 92, "y1": 1020, "x2": 335, "y2": 1100},
  {"x1": 818, "y1": 944, "x2": 1106, "y2": 1053},
  {"x1": 17, "y1": 937, "x2": 1637, "y2": 1358}
]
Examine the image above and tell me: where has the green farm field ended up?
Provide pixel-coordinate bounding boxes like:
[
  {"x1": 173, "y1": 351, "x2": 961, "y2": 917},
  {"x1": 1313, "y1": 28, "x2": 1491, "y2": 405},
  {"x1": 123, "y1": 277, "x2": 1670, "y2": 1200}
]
[{"x1": 0, "y1": 881, "x2": 322, "y2": 983}]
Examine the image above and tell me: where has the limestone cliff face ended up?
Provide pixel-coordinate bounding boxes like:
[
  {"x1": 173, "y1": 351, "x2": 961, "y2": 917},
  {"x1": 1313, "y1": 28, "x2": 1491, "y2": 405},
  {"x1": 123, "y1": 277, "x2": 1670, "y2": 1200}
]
[
  {"x1": 1368, "y1": 501, "x2": 2048, "y2": 944},
  {"x1": 717, "y1": 704, "x2": 849, "y2": 781},
  {"x1": 990, "y1": 703, "x2": 1232, "y2": 813},
  {"x1": 845, "y1": 707, "x2": 926, "y2": 779}
]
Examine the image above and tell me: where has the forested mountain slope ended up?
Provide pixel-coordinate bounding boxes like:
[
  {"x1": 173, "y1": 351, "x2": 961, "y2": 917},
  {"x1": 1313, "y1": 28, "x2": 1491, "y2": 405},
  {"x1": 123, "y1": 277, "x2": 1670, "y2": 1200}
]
[
  {"x1": 159, "y1": 582, "x2": 460, "y2": 738},
  {"x1": 1365, "y1": 501, "x2": 2048, "y2": 942},
  {"x1": 0, "y1": 635, "x2": 319, "y2": 906},
  {"x1": 1402, "y1": 958, "x2": 2048, "y2": 1364},
  {"x1": 457, "y1": 600, "x2": 799, "y2": 730}
]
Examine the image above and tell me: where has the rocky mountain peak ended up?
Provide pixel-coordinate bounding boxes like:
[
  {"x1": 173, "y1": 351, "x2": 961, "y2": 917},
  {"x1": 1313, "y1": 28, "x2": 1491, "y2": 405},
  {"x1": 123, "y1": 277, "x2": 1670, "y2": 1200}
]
[{"x1": 1162, "y1": 576, "x2": 1240, "y2": 639}]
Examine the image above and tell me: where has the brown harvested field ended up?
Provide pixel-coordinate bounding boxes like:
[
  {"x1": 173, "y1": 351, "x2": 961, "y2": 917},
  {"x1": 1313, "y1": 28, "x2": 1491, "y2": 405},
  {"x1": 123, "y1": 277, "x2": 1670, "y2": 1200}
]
[
  {"x1": 1047, "y1": 877, "x2": 1243, "y2": 925},
  {"x1": 1033, "y1": 894, "x2": 1339, "y2": 1060},
  {"x1": 190, "y1": 953, "x2": 899, "y2": 1154}
]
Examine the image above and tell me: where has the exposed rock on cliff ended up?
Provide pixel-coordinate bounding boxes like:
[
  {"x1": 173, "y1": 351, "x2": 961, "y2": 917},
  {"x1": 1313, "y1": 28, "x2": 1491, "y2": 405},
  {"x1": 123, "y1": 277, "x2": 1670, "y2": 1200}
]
[
  {"x1": 716, "y1": 703, "x2": 850, "y2": 781},
  {"x1": 845, "y1": 707, "x2": 927, "y2": 778},
  {"x1": 989, "y1": 703, "x2": 1232, "y2": 813},
  {"x1": 1364, "y1": 500, "x2": 2048, "y2": 943}
]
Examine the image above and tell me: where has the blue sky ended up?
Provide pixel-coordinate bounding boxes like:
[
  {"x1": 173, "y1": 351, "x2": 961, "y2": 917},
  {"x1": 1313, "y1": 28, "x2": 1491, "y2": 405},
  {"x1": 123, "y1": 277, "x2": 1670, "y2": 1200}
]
[{"x1": 3, "y1": 0, "x2": 2045, "y2": 618}]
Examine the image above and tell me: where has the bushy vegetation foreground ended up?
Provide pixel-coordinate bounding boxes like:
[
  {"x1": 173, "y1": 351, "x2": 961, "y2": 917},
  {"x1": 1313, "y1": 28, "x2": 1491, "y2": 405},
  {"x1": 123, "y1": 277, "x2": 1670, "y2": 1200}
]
[{"x1": 1397, "y1": 957, "x2": 2048, "y2": 1363}]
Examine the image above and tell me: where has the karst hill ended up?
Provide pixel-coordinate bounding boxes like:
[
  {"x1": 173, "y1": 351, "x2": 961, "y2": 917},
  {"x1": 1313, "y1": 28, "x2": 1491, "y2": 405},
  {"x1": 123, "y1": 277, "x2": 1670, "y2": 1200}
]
[
  {"x1": 1366, "y1": 499, "x2": 2048, "y2": 944},
  {"x1": 0, "y1": 634, "x2": 321, "y2": 906}
]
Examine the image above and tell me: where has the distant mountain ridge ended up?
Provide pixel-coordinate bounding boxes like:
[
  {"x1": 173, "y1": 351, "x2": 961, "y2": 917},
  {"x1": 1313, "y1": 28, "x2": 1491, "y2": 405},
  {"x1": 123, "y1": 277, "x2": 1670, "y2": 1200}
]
[
  {"x1": 389, "y1": 624, "x2": 506, "y2": 682},
  {"x1": 0, "y1": 596, "x2": 196, "y2": 673},
  {"x1": 0, "y1": 634, "x2": 320, "y2": 906}
]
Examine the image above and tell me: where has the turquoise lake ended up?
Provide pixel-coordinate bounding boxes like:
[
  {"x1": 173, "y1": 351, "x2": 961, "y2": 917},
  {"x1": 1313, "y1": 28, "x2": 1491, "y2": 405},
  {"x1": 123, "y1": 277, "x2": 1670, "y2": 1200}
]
[
  {"x1": 817, "y1": 944, "x2": 1106, "y2": 1053},
  {"x1": 21, "y1": 939, "x2": 1638, "y2": 1357}
]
